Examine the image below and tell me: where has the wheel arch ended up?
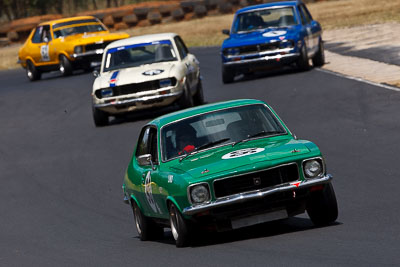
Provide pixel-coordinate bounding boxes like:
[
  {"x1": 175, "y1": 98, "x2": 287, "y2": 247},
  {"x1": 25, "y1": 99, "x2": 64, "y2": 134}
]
[
  {"x1": 58, "y1": 51, "x2": 72, "y2": 61},
  {"x1": 166, "y1": 196, "x2": 183, "y2": 213},
  {"x1": 129, "y1": 194, "x2": 143, "y2": 211}
]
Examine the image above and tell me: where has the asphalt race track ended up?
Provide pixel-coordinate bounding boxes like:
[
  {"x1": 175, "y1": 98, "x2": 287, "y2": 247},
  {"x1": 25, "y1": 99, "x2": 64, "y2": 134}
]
[{"x1": 1, "y1": 47, "x2": 400, "y2": 266}]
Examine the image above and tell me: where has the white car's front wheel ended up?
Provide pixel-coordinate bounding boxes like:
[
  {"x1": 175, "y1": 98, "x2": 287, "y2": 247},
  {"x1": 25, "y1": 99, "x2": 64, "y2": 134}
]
[
  {"x1": 178, "y1": 83, "x2": 194, "y2": 109},
  {"x1": 92, "y1": 106, "x2": 109, "y2": 127},
  {"x1": 193, "y1": 79, "x2": 204, "y2": 106}
]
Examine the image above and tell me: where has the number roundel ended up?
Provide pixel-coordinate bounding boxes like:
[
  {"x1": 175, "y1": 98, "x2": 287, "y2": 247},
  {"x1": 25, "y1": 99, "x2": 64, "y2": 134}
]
[{"x1": 222, "y1": 148, "x2": 265, "y2": 159}]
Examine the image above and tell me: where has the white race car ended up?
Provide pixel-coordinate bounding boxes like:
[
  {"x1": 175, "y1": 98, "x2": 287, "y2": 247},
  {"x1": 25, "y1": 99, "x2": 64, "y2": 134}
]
[{"x1": 91, "y1": 33, "x2": 203, "y2": 126}]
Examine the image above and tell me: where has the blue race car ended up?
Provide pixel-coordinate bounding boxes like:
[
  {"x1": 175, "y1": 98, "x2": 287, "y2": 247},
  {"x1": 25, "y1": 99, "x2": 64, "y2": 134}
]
[{"x1": 221, "y1": 0, "x2": 325, "y2": 83}]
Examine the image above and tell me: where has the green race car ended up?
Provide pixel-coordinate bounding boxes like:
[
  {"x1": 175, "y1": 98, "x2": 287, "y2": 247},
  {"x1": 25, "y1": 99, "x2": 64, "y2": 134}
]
[{"x1": 122, "y1": 99, "x2": 338, "y2": 247}]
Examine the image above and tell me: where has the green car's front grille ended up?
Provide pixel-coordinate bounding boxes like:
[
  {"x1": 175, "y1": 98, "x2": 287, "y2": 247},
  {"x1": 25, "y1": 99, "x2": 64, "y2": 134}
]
[{"x1": 213, "y1": 163, "x2": 299, "y2": 198}]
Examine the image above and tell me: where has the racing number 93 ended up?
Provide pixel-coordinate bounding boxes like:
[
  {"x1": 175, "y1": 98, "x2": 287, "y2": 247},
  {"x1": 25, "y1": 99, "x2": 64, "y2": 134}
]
[{"x1": 144, "y1": 171, "x2": 161, "y2": 214}]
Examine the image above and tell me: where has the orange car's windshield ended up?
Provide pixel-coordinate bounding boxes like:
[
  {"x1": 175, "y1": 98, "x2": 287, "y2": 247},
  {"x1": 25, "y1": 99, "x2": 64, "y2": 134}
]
[{"x1": 53, "y1": 23, "x2": 106, "y2": 38}]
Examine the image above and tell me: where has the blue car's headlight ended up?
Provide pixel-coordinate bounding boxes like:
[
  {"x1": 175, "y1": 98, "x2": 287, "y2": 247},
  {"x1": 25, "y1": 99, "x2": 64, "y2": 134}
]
[
  {"x1": 279, "y1": 40, "x2": 294, "y2": 49},
  {"x1": 223, "y1": 48, "x2": 240, "y2": 56}
]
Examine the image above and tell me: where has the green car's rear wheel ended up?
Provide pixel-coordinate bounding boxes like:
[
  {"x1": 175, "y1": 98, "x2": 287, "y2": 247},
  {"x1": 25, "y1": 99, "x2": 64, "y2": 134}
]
[
  {"x1": 307, "y1": 182, "x2": 338, "y2": 226},
  {"x1": 169, "y1": 203, "x2": 190, "y2": 247},
  {"x1": 132, "y1": 201, "x2": 163, "y2": 241}
]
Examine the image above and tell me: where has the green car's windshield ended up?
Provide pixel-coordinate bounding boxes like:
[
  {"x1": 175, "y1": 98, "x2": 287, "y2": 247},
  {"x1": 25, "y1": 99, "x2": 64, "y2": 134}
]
[
  {"x1": 161, "y1": 104, "x2": 287, "y2": 161},
  {"x1": 233, "y1": 7, "x2": 297, "y2": 33},
  {"x1": 103, "y1": 40, "x2": 177, "y2": 72},
  {"x1": 53, "y1": 23, "x2": 106, "y2": 38}
]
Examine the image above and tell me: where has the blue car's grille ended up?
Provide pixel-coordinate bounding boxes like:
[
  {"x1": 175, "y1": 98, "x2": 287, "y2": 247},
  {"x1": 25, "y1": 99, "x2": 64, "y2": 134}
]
[
  {"x1": 224, "y1": 40, "x2": 294, "y2": 56},
  {"x1": 213, "y1": 163, "x2": 299, "y2": 199},
  {"x1": 239, "y1": 43, "x2": 280, "y2": 54}
]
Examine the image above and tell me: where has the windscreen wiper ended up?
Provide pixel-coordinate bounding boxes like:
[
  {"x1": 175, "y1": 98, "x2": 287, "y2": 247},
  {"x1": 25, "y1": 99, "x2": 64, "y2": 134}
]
[
  {"x1": 232, "y1": 130, "x2": 283, "y2": 146},
  {"x1": 180, "y1": 138, "x2": 230, "y2": 162}
]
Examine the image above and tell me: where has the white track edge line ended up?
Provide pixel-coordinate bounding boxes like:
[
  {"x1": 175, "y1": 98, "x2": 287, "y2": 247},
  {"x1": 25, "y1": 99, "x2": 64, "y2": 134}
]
[{"x1": 316, "y1": 68, "x2": 400, "y2": 92}]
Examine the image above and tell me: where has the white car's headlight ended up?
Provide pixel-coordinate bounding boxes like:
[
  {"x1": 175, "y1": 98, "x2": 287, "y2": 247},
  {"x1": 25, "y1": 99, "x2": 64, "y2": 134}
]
[
  {"x1": 303, "y1": 159, "x2": 323, "y2": 178},
  {"x1": 101, "y1": 88, "x2": 113, "y2": 98},
  {"x1": 159, "y1": 78, "x2": 172, "y2": 88},
  {"x1": 189, "y1": 183, "x2": 210, "y2": 204}
]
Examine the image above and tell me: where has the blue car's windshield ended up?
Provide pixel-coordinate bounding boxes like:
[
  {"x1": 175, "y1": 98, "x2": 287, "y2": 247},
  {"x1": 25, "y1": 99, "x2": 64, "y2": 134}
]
[
  {"x1": 103, "y1": 40, "x2": 177, "y2": 72},
  {"x1": 233, "y1": 7, "x2": 297, "y2": 33},
  {"x1": 161, "y1": 104, "x2": 287, "y2": 161}
]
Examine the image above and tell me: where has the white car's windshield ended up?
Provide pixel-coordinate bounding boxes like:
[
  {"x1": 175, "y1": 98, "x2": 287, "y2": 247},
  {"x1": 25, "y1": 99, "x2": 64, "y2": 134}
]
[
  {"x1": 161, "y1": 104, "x2": 287, "y2": 161},
  {"x1": 233, "y1": 7, "x2": 297, "y2": 33},
  {"x1": 103, "y1": 40, "x2": 178, "y2": 72}
]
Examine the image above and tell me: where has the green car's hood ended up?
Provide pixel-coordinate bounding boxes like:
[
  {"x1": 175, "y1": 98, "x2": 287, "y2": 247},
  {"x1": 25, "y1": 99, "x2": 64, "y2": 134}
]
[{"x1": 170, "y1": 137, "x2": 316, "y2": 183}]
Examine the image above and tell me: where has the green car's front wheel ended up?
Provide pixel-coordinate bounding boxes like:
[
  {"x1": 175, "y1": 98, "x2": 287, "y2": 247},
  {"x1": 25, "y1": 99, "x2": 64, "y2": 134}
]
[
  {"x1": 307, "y1": 182, "x2": 338, "y2": 226},
  {"x1": 169, "y1": 203, "x2": 190, "y2": 247}
]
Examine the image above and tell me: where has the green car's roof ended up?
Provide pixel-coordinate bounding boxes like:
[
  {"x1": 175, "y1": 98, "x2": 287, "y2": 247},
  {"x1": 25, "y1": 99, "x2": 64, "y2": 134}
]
[{"x1": 149, "y1": 99, "x2": 267, "y2": 126}]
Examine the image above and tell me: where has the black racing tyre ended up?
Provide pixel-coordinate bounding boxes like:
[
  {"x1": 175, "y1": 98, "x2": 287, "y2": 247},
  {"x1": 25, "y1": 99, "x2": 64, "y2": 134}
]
[
  {"x1": 312, "y1": 40, "x2": 325, "y2": 67},
  {"x1": 222, "y1": 65, "x2": 234, "y2": 84},
  {"x1": 59, "y1": 55, "x2": 73, "y2": 76},
  {"x1": 297, "y1": 43, "x2": 310, "y2": 71},
  {"x1": 26, "y1": 60, "x2": 41, "y2": 81},
  {"x1": 92, "y1": 106, "x2": 109, "y2": 127},
  {"x1": 306, "y1": 182, "x2": 338, "y2": 226},
  {"x1": 169, "y1": 203, "x2": 190, "y2": 247},
  {"x1": 132, "y1": 202, "x2": 163, "y2": 241},
  {"x1": 193, "y1": 79, "x2": 204, "y2": 106},
  {"x1": 178, "y1": 83, "x2": 194, "y2": 109}
]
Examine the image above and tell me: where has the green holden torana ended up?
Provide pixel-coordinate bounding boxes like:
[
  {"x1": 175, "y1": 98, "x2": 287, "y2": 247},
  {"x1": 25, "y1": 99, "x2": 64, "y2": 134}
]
[{"x1": 122, "y1": 99, "x2": 338, "y2": 247}]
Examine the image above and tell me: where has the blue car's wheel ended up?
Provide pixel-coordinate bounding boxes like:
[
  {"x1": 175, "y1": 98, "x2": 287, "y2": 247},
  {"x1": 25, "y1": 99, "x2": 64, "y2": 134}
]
[
  {"x1": 297, "y1": 44, "x2": 310, "y2": 71},
  {"x1": 312, "y1": 40, "x2": 325, "y2": 67},
  {"x1": 222, "y1": 66, "x2": 235, "y2": 84}
]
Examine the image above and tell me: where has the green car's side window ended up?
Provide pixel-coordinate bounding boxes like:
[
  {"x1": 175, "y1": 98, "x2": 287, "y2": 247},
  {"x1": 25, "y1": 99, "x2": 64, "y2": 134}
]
[{"x1": 136, "y1": 126, "x2": 158, "y2": 164}]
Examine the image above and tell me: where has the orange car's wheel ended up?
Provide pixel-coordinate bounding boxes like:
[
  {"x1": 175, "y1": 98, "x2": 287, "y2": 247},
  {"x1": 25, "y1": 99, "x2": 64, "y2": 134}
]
[
  {"x1": 26, "y1": 60, "x2": 41, "y2": 81},
  {"x1": 59, "y1": 55, "x2": 73, "y2": 76}
]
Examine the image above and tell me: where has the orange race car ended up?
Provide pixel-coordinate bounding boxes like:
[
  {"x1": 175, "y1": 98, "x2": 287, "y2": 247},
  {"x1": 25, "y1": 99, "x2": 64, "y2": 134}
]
[{"x1": 18, "y1": 16, "x2": 129, "y2": 81}]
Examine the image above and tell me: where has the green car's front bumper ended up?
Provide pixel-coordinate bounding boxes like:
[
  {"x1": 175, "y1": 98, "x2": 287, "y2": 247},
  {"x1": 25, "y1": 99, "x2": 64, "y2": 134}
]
[{"x1": 182, "y1": 174, "x2": 333, "y2": 216}]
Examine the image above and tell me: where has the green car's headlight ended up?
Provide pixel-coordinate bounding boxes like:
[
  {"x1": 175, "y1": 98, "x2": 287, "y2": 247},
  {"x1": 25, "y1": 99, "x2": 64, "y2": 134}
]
[
  {"x1": 189, "y1": 183, "x2": 210, "y2": 204},
  {"x1": 303, "y1": 159, "x2": 323, "y2": 178}
]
